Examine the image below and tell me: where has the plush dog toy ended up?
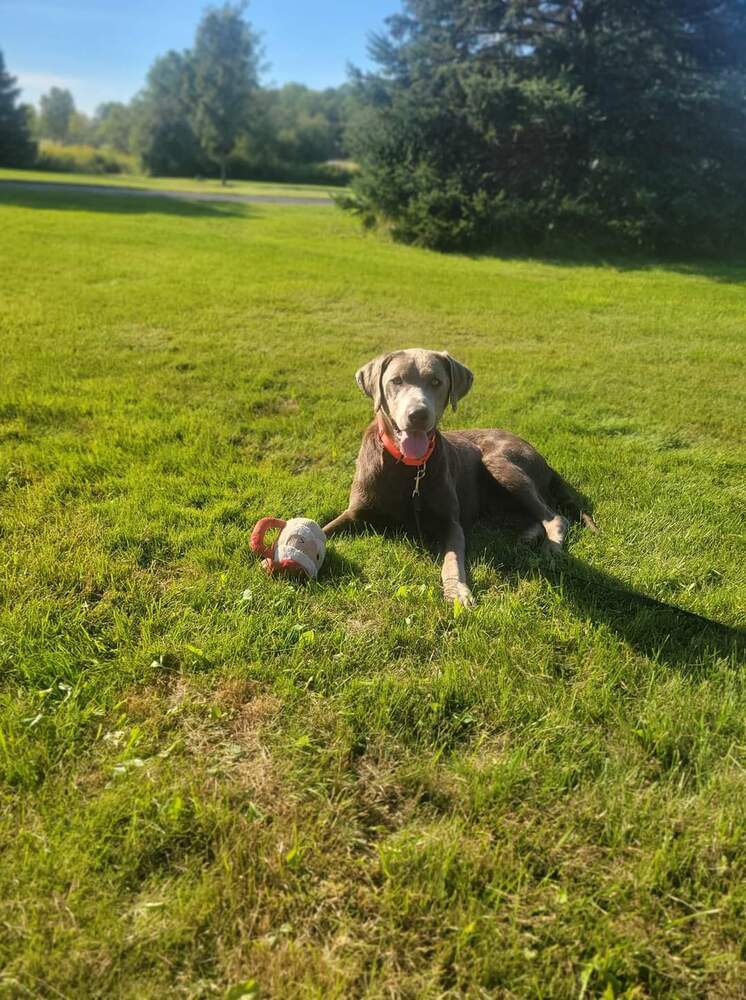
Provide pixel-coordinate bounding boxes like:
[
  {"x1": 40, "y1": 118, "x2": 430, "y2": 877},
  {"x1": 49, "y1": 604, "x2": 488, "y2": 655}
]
[{"x1": 250, "y1": 517, "x2": 326, "y2": 580}]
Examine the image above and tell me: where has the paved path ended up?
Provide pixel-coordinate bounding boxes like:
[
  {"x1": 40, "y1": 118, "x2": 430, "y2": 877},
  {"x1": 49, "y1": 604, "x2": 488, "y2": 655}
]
[{"x1": 0, "y1": 178, "x2": 334, "y2": 206}]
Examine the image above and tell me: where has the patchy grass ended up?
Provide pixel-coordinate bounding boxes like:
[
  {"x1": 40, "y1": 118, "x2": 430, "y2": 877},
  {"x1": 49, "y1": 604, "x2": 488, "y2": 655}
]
[
  {"x1": 0, "y1": 184, "x2": 744, "y2": 998},
  {"x1": 0, "y1": 167, "x2": 334, "y2": 200}
]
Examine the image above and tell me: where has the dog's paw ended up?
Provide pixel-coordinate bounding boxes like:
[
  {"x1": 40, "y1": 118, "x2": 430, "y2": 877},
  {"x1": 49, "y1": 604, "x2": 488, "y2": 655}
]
[
  {"x1": 520, "y1": 522, "x2": 546, "y2": 547},
  {"x1": 542, "y1": 514, "x2": 570, "y2": 546},
  {"x1": 444, "y1": 581, "x2": 476, "y2": 609}
]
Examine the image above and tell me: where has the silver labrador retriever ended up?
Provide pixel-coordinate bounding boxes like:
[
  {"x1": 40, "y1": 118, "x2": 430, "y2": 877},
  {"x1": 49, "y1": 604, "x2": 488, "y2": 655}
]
[{"x1": 324, "y1": 348, "x2": 595, "y2": 607}]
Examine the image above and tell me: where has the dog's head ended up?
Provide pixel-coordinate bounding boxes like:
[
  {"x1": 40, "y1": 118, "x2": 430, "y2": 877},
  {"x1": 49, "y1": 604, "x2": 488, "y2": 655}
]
[{"x1": 355, "y1": 348, "x2": 473, "y2": 458}]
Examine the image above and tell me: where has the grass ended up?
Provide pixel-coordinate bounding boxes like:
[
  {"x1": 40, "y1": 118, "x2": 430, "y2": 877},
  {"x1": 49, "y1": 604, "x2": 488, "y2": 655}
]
[
  {"x1": 0, "y1": 167, "x2": 334, "y2": 200},
  {"x1": 0, "y1": 183, "x2": 744, "y2": 998}
]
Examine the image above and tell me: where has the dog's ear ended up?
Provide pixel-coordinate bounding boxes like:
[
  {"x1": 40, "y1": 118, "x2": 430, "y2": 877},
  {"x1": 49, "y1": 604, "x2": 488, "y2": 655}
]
[
  {"x1": 355, "y1": 353, "x2": 393, "y2": 412},
  {"x1": 441, "y1": 352, "x2": 474, "y2": 410}
]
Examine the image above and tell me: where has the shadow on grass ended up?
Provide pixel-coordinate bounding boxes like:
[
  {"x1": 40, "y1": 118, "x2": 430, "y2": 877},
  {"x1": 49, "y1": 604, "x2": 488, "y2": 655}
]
[
  {"x1": 261, "y1": 546, "x2": 362, "y2": 590},
  {"x1": 472, "y1": 526, "x2": 744, "y2": 672},
  {"x1": 320, "y1": 508, "x2": 742, "y2": 671},
  {"x1": 0, "y1": 183, "x2": 252, "y2": 220},
  {"x1": 467, "y1": 248, "x2": 746, "y2": 285},
  {"x1": 321, "y1": 546, "x2": 363, "y2": 584}
]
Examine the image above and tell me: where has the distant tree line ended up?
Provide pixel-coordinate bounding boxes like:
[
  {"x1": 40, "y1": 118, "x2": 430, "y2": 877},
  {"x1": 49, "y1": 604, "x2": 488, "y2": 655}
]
[{"x1": 0, "y1": 3, "x2": 356, "y2": 185}]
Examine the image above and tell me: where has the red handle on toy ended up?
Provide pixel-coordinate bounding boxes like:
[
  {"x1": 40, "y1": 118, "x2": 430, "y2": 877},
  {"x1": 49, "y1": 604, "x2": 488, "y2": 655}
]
[{"x1": 250, "y1": 518, "x2": 287, "y2": 560}]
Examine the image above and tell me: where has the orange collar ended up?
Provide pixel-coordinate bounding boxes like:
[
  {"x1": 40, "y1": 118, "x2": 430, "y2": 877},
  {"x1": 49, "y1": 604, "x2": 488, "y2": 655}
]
[{"x1": 377, "y1": 416, "x2": 436, "y2": 467}]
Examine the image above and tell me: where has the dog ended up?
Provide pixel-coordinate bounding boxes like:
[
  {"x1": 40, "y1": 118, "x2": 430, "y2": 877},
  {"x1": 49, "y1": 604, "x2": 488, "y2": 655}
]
[{"x1": 323, "y1": 349, "x2": 595, "y2": 607}]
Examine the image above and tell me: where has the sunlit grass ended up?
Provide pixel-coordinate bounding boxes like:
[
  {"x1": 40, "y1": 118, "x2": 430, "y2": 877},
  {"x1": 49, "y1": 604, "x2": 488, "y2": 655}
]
[
  {"x1": 0, "y1": 166, "x2": 335, "y2": 199},
  {"x1": 0, "y1": 184, "x2": 744, "y2": 997}
]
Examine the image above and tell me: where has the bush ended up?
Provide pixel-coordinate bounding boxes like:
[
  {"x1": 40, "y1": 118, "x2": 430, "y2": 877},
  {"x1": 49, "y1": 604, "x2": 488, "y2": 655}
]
[
  {"x1": 35, "y1": 141, "x2": 137, "y2": 175},
  {"x1": 226, "y1": 150, "x2": 354, "y2": 187}
]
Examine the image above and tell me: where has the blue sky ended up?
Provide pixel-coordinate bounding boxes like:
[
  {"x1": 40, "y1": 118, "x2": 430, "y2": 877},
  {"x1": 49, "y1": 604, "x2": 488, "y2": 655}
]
[{"x1": 1, "y1": 0, "x2": 401, "y2": 113}]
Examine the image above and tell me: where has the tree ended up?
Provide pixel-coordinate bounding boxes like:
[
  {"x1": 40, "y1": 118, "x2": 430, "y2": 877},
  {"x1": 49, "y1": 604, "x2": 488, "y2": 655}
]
[
  {"x1": 66, "y1": 110, "x2": 94, "y2": 145},
  {"x1": 23, "y1": 101, "x2": 39, "y2": 139},
  {"x1": 94, "y1": 102, "x2": 135, "y2": 152},
  {"x1": 349, "y1": 0, "x2": 746, "y2": 253},
  {"x1": 262, "y1": 83, "x2": 354, "y2": 164},
  {"x1": 189, "y1": 2, "x2": 259, "y2": 184},
  {"x1": 0, "y1": 50, "x2": 36, "y2": 167},
  {"x1": 132, "y1": 51, "x2": 209, "y2": 176},
  {"x1": 39, "y1": 86, "x2": 76, "y2": 141},
  {"x1": 227, "y1": 82, "x2": 357, "y2": 180}
]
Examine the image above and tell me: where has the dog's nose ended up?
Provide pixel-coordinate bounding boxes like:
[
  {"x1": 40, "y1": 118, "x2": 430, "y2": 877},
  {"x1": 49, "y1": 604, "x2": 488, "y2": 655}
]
[{"x1": 407, "y1": 405, "x2": 430, "y2": 428}]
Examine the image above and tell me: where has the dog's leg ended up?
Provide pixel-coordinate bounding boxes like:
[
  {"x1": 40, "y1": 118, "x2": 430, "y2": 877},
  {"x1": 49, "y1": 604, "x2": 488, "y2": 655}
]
[
  {"x1": 520, "y1": 521, "x2": 547, "y2": 546},
  {"x1": 484, "y1": 456, "x2": 569, "y2": 554},
  {"x1": 440, "y1": 520, "x2": 476, "y2": 608},
  {"x1": 323, "y1": 508, "x2": 368, "y2": 538}
]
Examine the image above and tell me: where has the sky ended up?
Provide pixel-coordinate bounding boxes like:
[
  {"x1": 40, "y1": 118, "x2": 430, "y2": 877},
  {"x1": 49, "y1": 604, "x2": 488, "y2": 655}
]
[{"x1": 1, "y1": 0, "x2": 402, "y2": 113}]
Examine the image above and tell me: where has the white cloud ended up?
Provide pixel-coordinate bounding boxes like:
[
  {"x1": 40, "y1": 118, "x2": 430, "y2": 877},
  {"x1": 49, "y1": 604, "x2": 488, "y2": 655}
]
[
  {"x1": 14, "y1": 70, "x2": 122, "y2": 114},
  {"x1": 15, "y1": 70, "x2": 84, "y2": 93}
]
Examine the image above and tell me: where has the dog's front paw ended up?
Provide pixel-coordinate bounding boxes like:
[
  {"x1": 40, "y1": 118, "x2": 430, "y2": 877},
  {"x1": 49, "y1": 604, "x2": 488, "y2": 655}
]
[
  {"x1": 543, "y1": 514, "x2": 569, "y2": 546},
  {"x1": 444, "y1": 580, "x2": 476, "y2": 609},
  {"x1": 520, "y1": 522, "x2": 546, "y2": 547}
]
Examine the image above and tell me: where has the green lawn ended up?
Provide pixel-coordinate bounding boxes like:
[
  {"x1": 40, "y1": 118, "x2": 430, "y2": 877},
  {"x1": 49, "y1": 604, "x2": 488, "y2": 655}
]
[
  {"x1": 0, "y1": 167, "x2": 335, "y2": 199},
  {"x1": 0, "y1": 185, "x2": 744, "y2": 999}
]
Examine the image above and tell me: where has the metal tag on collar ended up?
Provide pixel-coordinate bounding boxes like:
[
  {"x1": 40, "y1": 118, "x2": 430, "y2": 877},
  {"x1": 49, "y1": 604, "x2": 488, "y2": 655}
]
[{"x1": 412, "y1": 463, "x2": 427, "y2": 499}]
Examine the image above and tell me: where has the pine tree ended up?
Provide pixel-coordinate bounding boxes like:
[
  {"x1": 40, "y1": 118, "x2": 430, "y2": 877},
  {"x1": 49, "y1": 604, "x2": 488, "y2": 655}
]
[
  {"x1": 0, "y1": 51, "x2": 36, "y2": 168},
  {"x1": 349, "y1": 1, "x2": 746, "y2": 253}
]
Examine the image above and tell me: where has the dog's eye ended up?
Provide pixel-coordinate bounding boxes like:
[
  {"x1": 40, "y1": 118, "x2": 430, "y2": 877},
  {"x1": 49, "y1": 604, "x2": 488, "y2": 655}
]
[
  {"x1": 431, "y1": 377, "x2": 442, "y2": 387},
  {"x1": 390, "y1": 376, "x2": 403, "y2": 386}
]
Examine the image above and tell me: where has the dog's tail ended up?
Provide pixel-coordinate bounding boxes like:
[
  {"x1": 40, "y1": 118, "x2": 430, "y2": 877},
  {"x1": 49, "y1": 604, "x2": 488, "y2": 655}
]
[{"x1": 549, "y1": 470, "x2": 598, "y2": 532}]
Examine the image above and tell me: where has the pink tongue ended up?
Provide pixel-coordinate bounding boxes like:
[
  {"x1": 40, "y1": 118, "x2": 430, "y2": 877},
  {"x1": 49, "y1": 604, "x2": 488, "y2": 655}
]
[{"x1": 399, "y1": 431, "x2": 429, "y2": 461}]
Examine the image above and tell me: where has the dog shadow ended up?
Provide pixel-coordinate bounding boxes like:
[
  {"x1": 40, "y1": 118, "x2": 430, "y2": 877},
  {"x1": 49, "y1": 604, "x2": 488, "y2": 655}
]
[
  {"x1": 319, "y1": 508, "x2": 742, "y2": 671},
  {"x1": 472, "y1": 526, "x2": 744, "y2": 674}
]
